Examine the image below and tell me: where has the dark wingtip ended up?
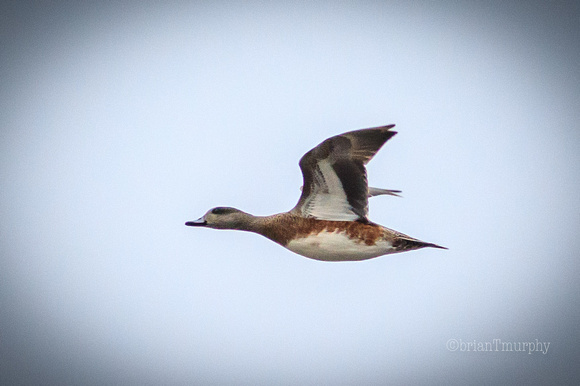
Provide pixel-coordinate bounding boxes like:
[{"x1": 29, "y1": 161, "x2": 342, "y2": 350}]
[
  {"x1": 366, "y1": 124, "x2": 395, "y2": 133},
  {"x1": 385, "y1": 124, "x2": 396, "y2": 135}
]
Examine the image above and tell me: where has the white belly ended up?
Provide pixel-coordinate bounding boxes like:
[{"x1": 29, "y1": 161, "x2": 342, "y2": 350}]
[{"x1": 285, "y1": 230, "x2": 395, "y2": 261}]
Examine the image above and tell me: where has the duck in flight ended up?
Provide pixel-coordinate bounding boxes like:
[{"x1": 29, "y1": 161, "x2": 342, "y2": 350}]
[{"x1": 186, "y1": 124, "x2": 446, "y2": 261}]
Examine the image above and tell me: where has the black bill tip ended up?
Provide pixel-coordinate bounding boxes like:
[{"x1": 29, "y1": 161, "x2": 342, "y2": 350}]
[{"x1": 185, "y1": 218, "x2": 207, "y2": 226}]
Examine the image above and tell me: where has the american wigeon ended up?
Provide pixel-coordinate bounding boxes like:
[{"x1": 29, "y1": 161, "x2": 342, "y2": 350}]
[{"x1": 186, "y1": 124, "x2": 446, "y2": 261}]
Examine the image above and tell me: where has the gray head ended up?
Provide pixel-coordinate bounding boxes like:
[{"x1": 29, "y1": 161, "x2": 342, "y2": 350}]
[{"x1": 185, "y1": 207, "x2": 252, "y2": 230}]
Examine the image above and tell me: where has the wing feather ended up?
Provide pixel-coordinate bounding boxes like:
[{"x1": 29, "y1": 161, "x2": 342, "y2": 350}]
[{"x1": 292, "y1": 124, "x2": 397, "y2": 221}]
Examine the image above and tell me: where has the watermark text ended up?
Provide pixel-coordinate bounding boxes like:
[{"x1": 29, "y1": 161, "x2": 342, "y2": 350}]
[{"x1": 446, "y1": 338, "x2": 550, "y2": 354}]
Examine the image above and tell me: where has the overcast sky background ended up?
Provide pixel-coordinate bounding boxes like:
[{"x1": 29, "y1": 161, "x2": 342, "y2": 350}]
[{"x1": 1, "y1": 1, "x2": 579, "y2": 384}]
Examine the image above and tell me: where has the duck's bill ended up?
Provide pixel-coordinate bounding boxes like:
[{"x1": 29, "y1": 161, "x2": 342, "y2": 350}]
[{"x1": 185, "y1": 218, "x2": 207, "y2": 226}]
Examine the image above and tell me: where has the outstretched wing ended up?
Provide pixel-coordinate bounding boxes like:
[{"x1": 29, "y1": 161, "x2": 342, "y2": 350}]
[{"x1": 291, "y1": 124, "x2": 397, "y2": 222}]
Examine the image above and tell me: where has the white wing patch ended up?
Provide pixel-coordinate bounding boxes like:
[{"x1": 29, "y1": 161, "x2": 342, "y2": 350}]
[{"x1": 302, "y1": 159, "x2": 359, "y2": 221}]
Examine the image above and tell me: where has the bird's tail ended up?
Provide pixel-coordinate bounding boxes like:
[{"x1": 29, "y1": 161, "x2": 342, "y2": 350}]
[{"x1": 394, "y1": 237, "x2": 448, "y2": 251}]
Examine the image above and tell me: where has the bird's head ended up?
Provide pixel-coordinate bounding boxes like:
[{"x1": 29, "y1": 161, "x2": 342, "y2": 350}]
[{"x1": 185, "y1": 207, "x2": 251, "y2": 230}]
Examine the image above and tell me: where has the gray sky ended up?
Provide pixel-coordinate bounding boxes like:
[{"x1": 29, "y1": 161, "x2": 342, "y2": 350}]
[{"x1": 1, "y1": 1, "x2": 579, "y2": 384}]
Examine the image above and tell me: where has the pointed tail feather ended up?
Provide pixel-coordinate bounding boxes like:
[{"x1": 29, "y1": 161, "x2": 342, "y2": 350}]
[{"x1": 393, "y1": 238, "x2": 448, "y2": 252}]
